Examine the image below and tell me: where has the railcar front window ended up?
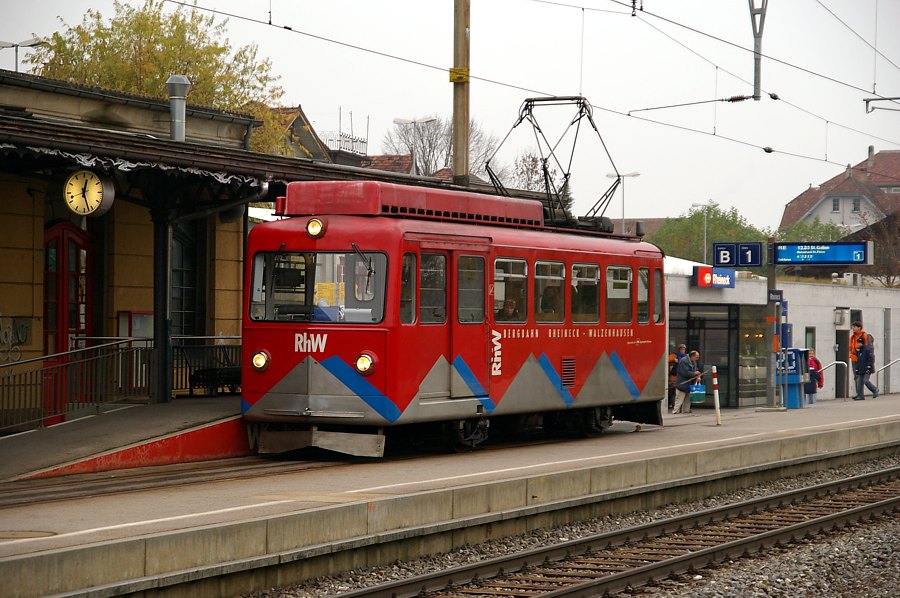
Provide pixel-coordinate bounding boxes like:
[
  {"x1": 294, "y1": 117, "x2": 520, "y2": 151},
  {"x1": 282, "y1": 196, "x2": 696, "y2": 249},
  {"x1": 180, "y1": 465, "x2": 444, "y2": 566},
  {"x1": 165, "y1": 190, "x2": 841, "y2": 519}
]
[{"x1": 249, "y1": 250, "x2": 386, "y2": 323}]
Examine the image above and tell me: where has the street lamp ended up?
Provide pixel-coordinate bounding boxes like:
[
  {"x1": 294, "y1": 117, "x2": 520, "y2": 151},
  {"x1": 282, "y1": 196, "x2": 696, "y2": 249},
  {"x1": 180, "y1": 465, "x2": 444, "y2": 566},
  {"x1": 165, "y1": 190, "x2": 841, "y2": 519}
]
[
  {"x1": 605, "y1": 172, "x2": 640, "y2": 233},
  {"x1": 691, "y1": 200, "x2": 713, "y2": 263},
  {"x1": 393, "y1": 116, "x2": 437, "y2": 175},
  {"x1": 0, "y1": 37, "x2": 44, "y2": 72}
]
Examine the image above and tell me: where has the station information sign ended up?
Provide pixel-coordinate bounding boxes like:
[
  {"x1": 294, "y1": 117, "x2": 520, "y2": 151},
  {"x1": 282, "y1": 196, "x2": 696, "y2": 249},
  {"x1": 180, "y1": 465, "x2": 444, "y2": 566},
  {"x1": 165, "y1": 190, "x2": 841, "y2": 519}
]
[{"x1": 772, "y1": 241, "x2": 874, "y2": 266}]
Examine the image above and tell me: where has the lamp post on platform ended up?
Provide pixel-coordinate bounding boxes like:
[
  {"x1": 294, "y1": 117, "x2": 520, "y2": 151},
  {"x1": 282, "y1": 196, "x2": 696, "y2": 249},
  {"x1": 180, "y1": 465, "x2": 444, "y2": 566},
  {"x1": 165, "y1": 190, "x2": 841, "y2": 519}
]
[
  {"x1": 393, "y1": 116, "x2": 437, "y2": 175},
  {"x1": 606, "y1": 172, "x2": 640, "y2": 233},
  {"x1": 691, "y1": 200, "x2": 714, "y2": 263},
  {"x1": 0, "y1": 37, "x2": 44, "y2": 72}
]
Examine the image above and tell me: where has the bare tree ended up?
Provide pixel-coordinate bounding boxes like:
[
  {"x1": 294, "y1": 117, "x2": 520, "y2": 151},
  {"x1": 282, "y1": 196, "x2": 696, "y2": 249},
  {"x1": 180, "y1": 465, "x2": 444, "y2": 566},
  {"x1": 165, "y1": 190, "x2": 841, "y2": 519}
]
[{"x1": 382, "y1": 116, "x2": 505, "y2": 180}]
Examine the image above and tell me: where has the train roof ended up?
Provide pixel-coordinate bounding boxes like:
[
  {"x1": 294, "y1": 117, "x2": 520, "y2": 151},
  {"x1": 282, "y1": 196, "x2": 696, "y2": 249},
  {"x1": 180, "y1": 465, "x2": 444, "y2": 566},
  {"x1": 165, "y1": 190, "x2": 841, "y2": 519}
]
[
  {"x1": 267, "y1": 180, "x2": 661, "y2": 257},
  {"x1": 277, "y1": 181, "x2": 542, "y2": 229}
]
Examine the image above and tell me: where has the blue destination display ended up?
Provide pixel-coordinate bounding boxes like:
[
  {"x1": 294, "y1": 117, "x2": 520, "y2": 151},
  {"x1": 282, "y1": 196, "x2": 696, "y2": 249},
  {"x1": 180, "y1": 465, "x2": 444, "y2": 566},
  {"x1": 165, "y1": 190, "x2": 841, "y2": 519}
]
[{"x1": 773, "y1": 241, "x2": 873, "y2": 265}]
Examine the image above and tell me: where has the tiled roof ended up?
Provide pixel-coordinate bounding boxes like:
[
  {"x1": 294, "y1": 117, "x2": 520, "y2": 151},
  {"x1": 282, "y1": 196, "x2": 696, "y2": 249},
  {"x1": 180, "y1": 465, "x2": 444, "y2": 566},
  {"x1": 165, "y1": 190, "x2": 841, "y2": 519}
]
[
  {"x1": 360, "y1": 154, "x2": 413, "y2": 174},
  {"x1": 779, "y1": 149, "x2": 900, "y2": 229}
]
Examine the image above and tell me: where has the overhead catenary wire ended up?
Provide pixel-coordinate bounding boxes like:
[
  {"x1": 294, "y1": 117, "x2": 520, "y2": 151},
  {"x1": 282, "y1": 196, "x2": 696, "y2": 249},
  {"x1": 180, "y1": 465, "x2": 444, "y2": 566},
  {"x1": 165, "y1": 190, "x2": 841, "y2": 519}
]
[{"x1": 163, "y1": 0, "x2": 900, "y2": 180}]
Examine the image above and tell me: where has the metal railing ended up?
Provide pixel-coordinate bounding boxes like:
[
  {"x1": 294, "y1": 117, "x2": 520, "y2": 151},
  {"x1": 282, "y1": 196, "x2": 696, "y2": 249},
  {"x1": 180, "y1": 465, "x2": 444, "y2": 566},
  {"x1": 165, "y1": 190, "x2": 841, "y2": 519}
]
[
  {"x1": 0, "y1": 336, "x2": 241, "y2": 434},
  {"x1": 874, "y1": 358, "x2": 898, "y2": 395}
]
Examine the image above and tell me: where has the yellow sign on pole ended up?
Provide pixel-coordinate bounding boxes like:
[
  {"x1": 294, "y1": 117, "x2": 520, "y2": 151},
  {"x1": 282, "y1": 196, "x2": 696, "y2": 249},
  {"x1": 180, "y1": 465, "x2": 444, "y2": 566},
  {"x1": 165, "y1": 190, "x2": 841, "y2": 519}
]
[{"x1": 449, "y1": 67, "x2": 469, "y2": 83}]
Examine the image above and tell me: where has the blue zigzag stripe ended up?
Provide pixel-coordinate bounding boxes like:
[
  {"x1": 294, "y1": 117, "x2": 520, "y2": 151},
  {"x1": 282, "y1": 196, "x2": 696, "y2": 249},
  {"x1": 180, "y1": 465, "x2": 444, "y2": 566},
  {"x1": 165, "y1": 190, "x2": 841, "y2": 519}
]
[
  {"x1": 452, "y1": 355, "x2": 496, "y2": 412},
  {"x1": 537, "y1": 354, "x2": 575, "y2": 406},
  {"x1": 609, "y1": 351, "x2": 641, "y2": 399},
  {"x1": 319, "y1": 356, "x2": 403, "y2": 422}
]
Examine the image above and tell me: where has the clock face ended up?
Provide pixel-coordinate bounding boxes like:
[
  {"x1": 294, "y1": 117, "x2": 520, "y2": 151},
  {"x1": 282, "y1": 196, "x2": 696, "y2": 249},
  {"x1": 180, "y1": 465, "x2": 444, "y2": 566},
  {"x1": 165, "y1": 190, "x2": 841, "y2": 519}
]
[{"x1": 64, "y1": 170, "x2": 114, "y2": 216}]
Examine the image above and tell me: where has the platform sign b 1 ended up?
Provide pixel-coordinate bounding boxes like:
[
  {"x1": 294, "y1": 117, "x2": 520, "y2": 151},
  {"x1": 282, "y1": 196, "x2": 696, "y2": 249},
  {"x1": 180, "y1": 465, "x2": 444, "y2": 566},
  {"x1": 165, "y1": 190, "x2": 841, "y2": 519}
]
[{"x1": 713, "y1": 242, "x2": 763, "y2": 267}]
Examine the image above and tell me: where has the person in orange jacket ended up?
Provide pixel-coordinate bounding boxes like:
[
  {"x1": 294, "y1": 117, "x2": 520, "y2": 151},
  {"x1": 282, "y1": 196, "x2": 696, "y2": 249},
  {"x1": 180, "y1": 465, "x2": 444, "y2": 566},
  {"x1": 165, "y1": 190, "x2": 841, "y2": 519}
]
[{"x1": 850, "y1": 321, "x2": 878, "y2": 400}]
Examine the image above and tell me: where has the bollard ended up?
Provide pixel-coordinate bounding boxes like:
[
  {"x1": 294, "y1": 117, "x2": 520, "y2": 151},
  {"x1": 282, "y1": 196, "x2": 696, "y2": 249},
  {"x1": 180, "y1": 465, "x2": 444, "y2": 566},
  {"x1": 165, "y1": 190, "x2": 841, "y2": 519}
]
[{"x1": 712, "y1": 365, "x2": 722, "y2": 426}]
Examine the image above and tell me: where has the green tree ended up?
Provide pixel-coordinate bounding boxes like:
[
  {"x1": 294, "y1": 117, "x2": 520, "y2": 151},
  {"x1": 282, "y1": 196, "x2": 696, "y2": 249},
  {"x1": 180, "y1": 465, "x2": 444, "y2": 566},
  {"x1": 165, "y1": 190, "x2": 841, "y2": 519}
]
[
  {"x1": 647, "y1": 204, "x2": 764, "y2": 263},
  {"x1": 765, "y1": 217, "x2": 845, "y2": 243},
  {"x1": 26, "y1": 0, "x2": 287, "y2": 154}
]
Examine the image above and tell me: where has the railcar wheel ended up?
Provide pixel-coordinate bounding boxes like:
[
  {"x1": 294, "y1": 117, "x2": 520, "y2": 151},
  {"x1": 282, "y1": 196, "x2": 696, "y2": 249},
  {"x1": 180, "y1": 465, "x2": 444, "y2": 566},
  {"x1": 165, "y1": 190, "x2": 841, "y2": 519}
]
[
  {"x1": 448, "y1": 418, "x2": 490, "y2": 452},
  {"x1": 580, "y1": 407, "x2": 613, "y2": 437}
]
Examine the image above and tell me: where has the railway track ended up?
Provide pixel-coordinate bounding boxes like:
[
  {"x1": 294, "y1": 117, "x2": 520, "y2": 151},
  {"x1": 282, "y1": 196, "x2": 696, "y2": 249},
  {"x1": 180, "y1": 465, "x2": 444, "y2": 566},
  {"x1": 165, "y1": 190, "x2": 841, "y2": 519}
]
[{"x1": 334, "y1": 466, "x2": 900, "y2": 598}]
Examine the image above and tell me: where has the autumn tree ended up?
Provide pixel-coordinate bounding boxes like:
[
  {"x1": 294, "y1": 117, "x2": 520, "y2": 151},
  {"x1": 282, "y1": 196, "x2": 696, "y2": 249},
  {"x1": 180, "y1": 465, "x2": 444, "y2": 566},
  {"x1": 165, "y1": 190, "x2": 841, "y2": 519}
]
[{"x1": 26, "y1": 0, "x2": 289, "y2": 154}]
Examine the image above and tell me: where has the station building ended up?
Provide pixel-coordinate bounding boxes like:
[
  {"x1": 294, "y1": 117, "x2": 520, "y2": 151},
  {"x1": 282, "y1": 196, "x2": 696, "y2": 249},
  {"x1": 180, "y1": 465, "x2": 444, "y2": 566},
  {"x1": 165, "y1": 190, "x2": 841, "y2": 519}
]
[{"x1": 666, "y1": 259, "x2": 897, "y2": 407}]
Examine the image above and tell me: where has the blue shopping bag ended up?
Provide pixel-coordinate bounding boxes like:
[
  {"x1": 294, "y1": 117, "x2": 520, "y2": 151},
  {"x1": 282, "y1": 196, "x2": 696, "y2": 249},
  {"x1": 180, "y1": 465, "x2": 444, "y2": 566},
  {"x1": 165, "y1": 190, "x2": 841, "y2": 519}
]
[{"x1": 689, "y1": 383, "x2": 706, "y2": 404}]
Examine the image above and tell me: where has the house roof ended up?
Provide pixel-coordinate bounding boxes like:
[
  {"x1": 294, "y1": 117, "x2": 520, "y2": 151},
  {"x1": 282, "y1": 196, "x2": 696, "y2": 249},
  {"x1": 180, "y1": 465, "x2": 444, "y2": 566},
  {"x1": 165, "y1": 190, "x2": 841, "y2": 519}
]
[
  {"x1": 361, "y1": 154, "x2": 413, "y2": 174},
  {"x1": 779, "y1": 149, "x2": 900, "y2": 229}
]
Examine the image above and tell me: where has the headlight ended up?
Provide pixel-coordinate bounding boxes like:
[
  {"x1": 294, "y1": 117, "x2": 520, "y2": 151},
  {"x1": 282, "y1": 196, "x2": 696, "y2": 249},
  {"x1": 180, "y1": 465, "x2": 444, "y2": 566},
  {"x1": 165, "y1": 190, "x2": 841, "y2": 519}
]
[
  {"x1": 251, "y1": 351, "x2": 270, "y2": 371},
  {"x1": 354, "y1": 352, "x2": 376, "y2": 375},
  {"x1": 306, "y1": 218, "x2": 325, "y2": 238}
]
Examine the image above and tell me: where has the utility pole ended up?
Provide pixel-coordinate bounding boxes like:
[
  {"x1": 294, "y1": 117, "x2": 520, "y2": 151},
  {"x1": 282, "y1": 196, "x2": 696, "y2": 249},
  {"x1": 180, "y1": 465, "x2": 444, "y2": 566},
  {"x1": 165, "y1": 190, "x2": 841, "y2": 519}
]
[
  {"x1": 748, "y1": 0, "x2": 768, "y2": 100},
  {"x1": 451, "y1": 0, "x2": 470, "y2": 185}
]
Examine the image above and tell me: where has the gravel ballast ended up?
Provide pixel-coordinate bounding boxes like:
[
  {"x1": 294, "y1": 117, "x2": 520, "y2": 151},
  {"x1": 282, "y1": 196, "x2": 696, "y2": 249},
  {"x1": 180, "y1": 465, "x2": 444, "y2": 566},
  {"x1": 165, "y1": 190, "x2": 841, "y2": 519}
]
[{"x1": 244, "y1": 454, "x2": 900, "y2": 598}]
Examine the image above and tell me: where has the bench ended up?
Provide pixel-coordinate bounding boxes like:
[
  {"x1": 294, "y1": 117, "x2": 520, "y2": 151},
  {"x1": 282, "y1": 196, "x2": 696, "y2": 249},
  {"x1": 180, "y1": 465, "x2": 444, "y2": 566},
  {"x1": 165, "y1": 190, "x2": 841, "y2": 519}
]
[{"x1": 181, "y1": 345, "x2": 241, "y2": 397}]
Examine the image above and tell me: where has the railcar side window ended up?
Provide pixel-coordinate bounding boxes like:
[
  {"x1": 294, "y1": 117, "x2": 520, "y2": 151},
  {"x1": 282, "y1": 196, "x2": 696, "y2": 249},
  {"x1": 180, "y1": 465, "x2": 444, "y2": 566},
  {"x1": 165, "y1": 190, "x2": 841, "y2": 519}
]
[
  {"x1": 571, "y1": 263, "x2": 600, "y2": 323},
  {"x1": 653, "y1": 268, "x2": 664, "y2": 323},
  {"x1": 400, "y1": 253, "x2": 416, "y2": 324},
  {"x1": 248, "y1": 250, "x2": 386, "y2": 323},
  {"x1": 534, "y1": 261, "x2": 564, "y2": 323},
  {"x1": 457, "y1": 256, "x2": 485, "y2": 323},
  {"x1": 605, "y1": 266, "x2": 633, "y2": 324},
  {"x1": 420, "y1": 253, "x2": 447, "y2": 323},
  {"x1": 637, "y1": 267, "x2": 650, "y2": 324},
  {"x1": 494, "y1": 258, "x2": 527, "y2": 323}
]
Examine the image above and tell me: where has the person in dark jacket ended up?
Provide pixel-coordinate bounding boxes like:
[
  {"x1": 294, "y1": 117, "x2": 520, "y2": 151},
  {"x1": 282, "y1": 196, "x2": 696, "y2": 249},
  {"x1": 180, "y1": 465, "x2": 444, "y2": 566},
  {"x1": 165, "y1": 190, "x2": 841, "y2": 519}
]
[
  {"x1": 853, "y1": 330, "x2": 878, "y2": 400},
  {"x1": 673, "y1": 350, "x2": 702, "y2": 414}
]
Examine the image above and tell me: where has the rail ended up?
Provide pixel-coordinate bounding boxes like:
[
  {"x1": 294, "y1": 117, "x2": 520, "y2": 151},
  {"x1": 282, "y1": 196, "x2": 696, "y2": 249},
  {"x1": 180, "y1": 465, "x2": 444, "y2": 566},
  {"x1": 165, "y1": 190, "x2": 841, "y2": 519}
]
[
  {"x1": 0, "y1": 336, "x2": 241, "y2": 434},
  {"x1": 874, "y1": 357, "x2": 898, "y2": 394}
]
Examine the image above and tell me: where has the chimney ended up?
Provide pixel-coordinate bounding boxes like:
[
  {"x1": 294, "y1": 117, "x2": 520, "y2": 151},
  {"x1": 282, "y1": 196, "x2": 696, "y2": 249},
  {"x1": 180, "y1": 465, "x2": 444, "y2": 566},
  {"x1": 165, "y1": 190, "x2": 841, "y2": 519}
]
[
  {"x1": 867, "y1": 145, "x2": 875, "y2": 176},
  {"x1": 165, "y1": 75, "x2": 191, "y2": 142}
]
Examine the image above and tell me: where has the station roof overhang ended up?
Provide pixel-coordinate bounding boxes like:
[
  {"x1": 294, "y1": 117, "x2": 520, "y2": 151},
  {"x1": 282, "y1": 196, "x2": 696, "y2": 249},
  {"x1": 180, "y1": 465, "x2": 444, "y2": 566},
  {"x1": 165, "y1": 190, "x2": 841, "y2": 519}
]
[{"x1": 0, "y1": 110, "x2": 498, "y2": 218}]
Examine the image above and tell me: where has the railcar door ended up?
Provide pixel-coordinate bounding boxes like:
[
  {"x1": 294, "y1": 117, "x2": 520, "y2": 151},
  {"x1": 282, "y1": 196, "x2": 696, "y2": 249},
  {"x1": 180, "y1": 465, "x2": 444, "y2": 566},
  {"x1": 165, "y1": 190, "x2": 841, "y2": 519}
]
[
  {"x1": 450, "y1": 252, "x2": 490, "y2": 400},
  {"x1": 409, "y1": 235, "x2": 491, "y2": 403}
]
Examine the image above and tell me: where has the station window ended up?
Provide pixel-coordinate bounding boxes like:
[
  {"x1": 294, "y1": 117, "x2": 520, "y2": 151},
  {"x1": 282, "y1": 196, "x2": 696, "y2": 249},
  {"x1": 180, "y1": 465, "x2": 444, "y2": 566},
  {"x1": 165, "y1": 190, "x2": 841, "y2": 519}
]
[
  {"x1": 831, "y1": 197, "x2": 840, "y2": 212},
  {"x1": 637, "y1": 267, "x2": 650, "y2": 324},
  {"x1": 494, "y1": 258, "x2": 527, "y2": 322},
  {"x1": 457, "y1": 256, "x2": 485, "y2": 323},
  {"x1": 420, "y1": 253, "x2": 446, "y2": 324},
  {"x1": 852, "y1": 197, "x2": 861, "y2": 212},
  {"x1": 534, "y1": 261, "x2": 565, "y2": 322},
  {"x1": 571, "y1": 263, "x2": 600, "y2": 323},
  {"x1": 605, "y1": 266, "x2": 632, "y2": 324},
  {"x1": 400, "y1": 253, "x2": 416, "y2": 324}
]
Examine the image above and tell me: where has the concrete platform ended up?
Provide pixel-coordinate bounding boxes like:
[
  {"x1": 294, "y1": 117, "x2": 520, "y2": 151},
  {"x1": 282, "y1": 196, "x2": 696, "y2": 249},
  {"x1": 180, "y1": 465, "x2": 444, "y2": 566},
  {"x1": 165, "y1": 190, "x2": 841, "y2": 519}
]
[
  {"x1": 1, "y1": 394, "x2": 899, "y2": 598},
  {"x1": 0, "y1": 397, "x2": 246, "y2": 481}
]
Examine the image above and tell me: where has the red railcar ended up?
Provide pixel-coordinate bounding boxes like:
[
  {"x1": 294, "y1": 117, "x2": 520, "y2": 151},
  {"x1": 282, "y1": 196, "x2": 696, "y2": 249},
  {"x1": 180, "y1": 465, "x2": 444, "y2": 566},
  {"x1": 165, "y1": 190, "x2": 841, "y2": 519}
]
[{"x1": 242, "y1": 181, "x2": 666, "y2": 457}]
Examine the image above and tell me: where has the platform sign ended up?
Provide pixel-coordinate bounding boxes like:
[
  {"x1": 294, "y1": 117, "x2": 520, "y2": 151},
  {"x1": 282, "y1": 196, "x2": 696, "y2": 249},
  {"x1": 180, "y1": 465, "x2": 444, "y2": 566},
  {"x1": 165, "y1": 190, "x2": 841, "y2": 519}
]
[
  {"x1": 773, "y1": 241, "x2": 874, "y2": 266},
  {"x1": 713, "y1": 242, "x2": 763, "y2": 267}
]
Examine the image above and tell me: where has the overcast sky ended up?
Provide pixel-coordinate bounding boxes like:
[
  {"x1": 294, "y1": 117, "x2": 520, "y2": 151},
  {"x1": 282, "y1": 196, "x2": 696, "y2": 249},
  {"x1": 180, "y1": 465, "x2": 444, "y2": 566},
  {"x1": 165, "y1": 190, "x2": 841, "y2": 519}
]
[{"x1": 2, "y1": 0, "x2": 899, "y2": 230}]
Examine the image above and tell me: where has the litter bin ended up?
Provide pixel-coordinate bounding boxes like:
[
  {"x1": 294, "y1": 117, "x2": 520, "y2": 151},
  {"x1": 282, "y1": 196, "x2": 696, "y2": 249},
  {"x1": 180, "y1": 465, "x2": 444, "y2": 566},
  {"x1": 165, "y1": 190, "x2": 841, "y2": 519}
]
[{"x1": 777, "y1": 348, "x2": 809, "y2": 409}]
